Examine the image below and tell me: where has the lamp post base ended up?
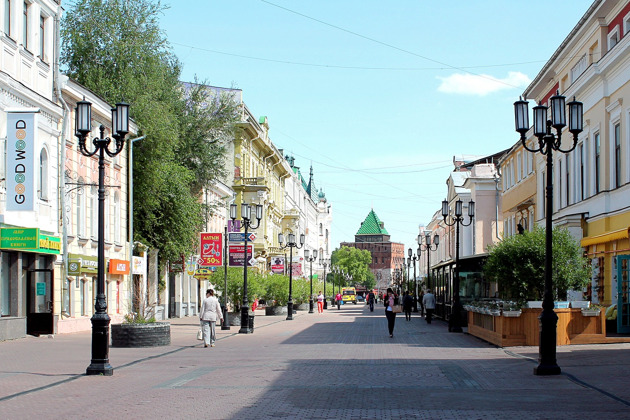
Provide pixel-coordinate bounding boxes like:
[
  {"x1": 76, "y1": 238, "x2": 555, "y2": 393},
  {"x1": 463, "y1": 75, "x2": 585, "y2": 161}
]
[
  {"x1": 238, "y1": 306, "x2": 251, "y2": 334},
  {"x1": 309, "y1": 298, "x2": 314, "y2": 314},
  {"x1": 448, "y1": 304, "x2": 463, "y2": 333},
  {"x1": 86, "y1": 313, "x2": 113, "y2": 376},
  {"x1": 221, "y1": 307, "x2": 231, "y2": 330},
  {"x1": 286, "y1": 301, "x2": 294, "y2": 320},
  {"x1": 534, "y1": 308, "x2": 561, "y2": 375}
]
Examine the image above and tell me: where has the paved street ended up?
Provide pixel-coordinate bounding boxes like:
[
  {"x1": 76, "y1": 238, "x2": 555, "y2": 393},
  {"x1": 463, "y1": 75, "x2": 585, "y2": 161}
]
[{"x1": 2, "y1": 304, "x2": 630, "y2": 419}]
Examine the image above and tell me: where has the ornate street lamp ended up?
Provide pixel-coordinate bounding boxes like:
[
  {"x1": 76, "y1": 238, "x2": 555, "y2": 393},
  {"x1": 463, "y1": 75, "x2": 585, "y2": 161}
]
[
  {"x1": 418, "y1": 231, "x2": 439, "y2": 291},
  {"x1": 230, "y1": 202, "x2": 263, "y2": 334},
  {"x1": 514, "y1": 92, "x2": 583, "y2": 375},
  {"x1": 320, "y1": 257, "x2": 330, "y2": 309},
  {"x1": 408, "y1": 248, "x2": 419, "y2": 311},
  {"x1": 304, "y1": 249, "x2": 318, "y2": 313},
  {"x1": 278, "y1": 232, "x2": 304, "y2": 320},
  {"x1": 75, "y1": 99, "x2": 129, "y2": 376},
  {"x1": 442, "y1": 198, "x2": 475, "y2": 333}
]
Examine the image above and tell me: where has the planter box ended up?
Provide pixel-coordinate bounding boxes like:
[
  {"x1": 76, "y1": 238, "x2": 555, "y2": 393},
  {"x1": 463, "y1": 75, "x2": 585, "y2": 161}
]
[
  {"x1": 111, "y1": 322, "x2": 170, "y2": 347},
  {"x1": 502, "y1": 310, "x2": 522, "y2": 317},
  {"x1": 265, "y1": 306, "x2": 288, "y2": 316},
  {"x1": 294, "y1": 303, "x2": 309, "y2": 311}
]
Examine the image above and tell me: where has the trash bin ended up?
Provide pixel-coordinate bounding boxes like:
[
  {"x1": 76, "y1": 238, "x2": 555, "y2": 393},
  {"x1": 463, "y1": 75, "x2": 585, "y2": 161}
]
[{"x1": 248, "y1": 310, "x2": 255, "y2": 333}]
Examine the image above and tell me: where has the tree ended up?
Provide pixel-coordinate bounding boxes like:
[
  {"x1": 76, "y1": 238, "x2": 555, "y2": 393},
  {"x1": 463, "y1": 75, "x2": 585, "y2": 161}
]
[
  {"x1": 484, "y1": 226, "x2": 590, "y2": 304},
  {"x1": 61, "y1": 0, "x2": 238, "y2": 263},
  {"x1": 330, "y1": 246, "x2": 375, "y2": 289}
]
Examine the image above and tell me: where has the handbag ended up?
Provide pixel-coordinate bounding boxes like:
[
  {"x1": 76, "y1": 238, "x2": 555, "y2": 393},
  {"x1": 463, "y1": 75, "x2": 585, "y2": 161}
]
[
  {"x1": 392, "y1": 304, "x2": 403, "y2": 314},
  {"x1": 197, "y1": 327, "x2": 203, "y2": 340}
]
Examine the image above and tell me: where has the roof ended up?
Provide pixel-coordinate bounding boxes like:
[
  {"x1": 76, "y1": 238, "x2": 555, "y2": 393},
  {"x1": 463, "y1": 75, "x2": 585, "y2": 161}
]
[{"x1": 356, "y1": 210, "x2": 389, "y2": 235}]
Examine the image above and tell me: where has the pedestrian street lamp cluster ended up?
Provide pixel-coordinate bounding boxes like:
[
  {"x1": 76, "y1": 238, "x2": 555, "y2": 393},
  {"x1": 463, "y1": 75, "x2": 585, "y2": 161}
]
[
  {"x1": 408, "y1": 248, "x2": 419, "y2": 312},
  {"x1": 418, "y1": 231, "x2": 439, "y2": 291},
  {"x1": 278, "y1": 232, "x2": 304, "y2": 320},
  {"x1": 320, "y1": 257, "x2": 330, "y2": 309},
  {"x1": 230, "y1": 202, "x2": 263, "y2": 334},
  {"x1": 514, "y1": 91, "x2": 583, "y2": 376},
  {"x1": 442, "y1": 198, "x2": 475, "y2": 333},
  {"x1": 304, "y1": 249, "x2": 318, "y2": 314},
  {"x1": 75, "y1": 99, "x2": 129, "y2": 376}
]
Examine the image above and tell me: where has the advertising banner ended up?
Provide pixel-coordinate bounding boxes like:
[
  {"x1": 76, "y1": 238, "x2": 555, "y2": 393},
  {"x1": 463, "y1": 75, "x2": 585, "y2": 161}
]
[
  {"x1": 6, "y1": 112, "x2": 37, "y2": 211},
  {"x1": 271, "y1": 256, "x2": 285, "y2": 274},
  {"x1": 108, "y1": 259, "x2": 130, "y2": 275},
  {"x1": 0, "y1": 228, "x2": 61, "y2": 255},
  {"x1": 200, "y1": 232, "x2": 223, "y2": 267},
  {"x1": 228, "y1": 220, "x2": 241, "y2": 233},
  {"x1": 132, "y1": 256, "x2": 146, "y2": 275},
  {"x1": 291, "y1": 262, "x2": 303, "y2": 276},
  {"x1": 228, "y1": 244, "x2": 254, "y2": 267}
]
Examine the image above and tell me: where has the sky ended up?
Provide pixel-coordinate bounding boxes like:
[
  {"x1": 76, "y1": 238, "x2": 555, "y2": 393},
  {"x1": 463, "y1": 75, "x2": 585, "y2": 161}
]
[{"x1": 160, "y1": 0, "x2": 594, "y2": 254}]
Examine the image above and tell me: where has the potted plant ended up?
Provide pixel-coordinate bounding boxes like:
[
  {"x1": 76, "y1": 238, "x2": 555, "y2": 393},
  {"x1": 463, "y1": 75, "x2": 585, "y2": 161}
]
[
  {"x1": 502, "y1": 301, "x2": 523, "y2": 317},
  {"x1": 581, "y1": 303, "x2": 602, "y2": 317}
]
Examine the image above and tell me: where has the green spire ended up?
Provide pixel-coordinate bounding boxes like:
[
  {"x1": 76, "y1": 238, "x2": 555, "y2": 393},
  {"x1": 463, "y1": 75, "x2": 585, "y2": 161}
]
[{"x1": 356, "y1": 209, "x2": 389, "y2": 235}]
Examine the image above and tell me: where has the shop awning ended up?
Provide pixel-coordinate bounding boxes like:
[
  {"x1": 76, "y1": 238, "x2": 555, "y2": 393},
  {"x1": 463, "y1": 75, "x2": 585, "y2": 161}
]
[{"x1": 580, "y1": 227, "x2": 630, "y2": 247}]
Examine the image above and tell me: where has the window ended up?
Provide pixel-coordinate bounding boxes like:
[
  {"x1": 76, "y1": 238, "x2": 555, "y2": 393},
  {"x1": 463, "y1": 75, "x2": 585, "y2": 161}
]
[
  {"x1": 22, "y1": 1, "x2": 27, "y2": 50},
  {"x1": 91, "y1": 186, "x2": 98, "y2": 240},
  {"x1": 80, "y1": 279, "x2": 86, "y2": 316},
  {"x1": 578, "y1": 143, "x2": 585, "y2": 201},
  {"x1": 4, "y1": 0, "x2": 10, "y2": 36},
  {"x1": 77, "y1": 178, "x2": 85, "y2": 237},
  {"x1": 114, "y1": 191, "x2": 120, "y2": 244},
  {"x1": 39, "y1": 14, "x2": 44, "y2": 60},
  {"x1": 608, "y1": 25, "x2": 620, "y2": 51},
  {"x1": 38, "y1": 148, "x2": 48, "y2": 200},
  {"x1": 595, "y1": 132, "x2": 601, "y2": 193},
  {"x1": 624, "y1": 11, "x2": 630, "y2": 35},
  {"x1": 319, "y1": 223, "x2": 323, "y2": 235},
  {"x1": 565, "y1": 154, "x2": 570, "y2": 206},
  {"x1": 62, "y1": 277, "x2": 70, "y2": 316},
  {"x1": 516, "y1": 152, "x2": 522, "y2": 182},
  {"x1": 614, "y1": 123, "x2": 621, "y2": 188}
]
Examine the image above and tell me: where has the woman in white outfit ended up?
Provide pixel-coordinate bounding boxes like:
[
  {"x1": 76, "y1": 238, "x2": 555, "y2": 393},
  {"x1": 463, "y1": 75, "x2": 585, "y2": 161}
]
[{"x1": 200, "y1": 289, "x2": 223, "y2": 347}]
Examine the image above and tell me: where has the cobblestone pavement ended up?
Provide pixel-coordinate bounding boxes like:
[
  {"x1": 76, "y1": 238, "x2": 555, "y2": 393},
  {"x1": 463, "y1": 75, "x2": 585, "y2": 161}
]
[{"x1": 2, "y1": 304, "x2": 630, "y2": 419}]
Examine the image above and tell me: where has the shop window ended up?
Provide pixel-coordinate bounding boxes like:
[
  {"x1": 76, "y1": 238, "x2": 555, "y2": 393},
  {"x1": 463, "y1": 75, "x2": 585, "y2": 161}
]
[
  {"x1": 1, "y1": 253, "x2": 10, "y2": 316},
  {"x1": 80, "y1": 279, "x2": 86, "y2": 316},
  {"x1": 4, "y1": 0, "x2": 11, "y2": 36}
]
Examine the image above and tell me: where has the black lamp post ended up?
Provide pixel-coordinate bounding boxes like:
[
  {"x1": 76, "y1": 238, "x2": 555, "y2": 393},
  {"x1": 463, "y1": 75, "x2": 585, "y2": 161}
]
[
  {"x1": 75, "y1": 99, "x2": 129, "y2": 376},
  {"x1": 442, "y1": 198, "x2": 475, "y2": 333},
  {"x1": 305, "y1": 249, "x2": 318, "y2": 313},
  {"x1": 418, "y1": 231, "x2": 439, "y2": 291},
  {"x1": 408, "y1": 248, "x2": 419, "y2": 311},
  {"x1": 230, "y1": 202, "x2": 263, "y2": 334},
  {"x1": 278, "y1": 232, "x2": 304, "y2": 320},
  {"x1": 321, "y1": 257, "x2": 330, "y2": 309},
  {"x1": 514, "y1": 92, "x2": 583, "y2": 376}
]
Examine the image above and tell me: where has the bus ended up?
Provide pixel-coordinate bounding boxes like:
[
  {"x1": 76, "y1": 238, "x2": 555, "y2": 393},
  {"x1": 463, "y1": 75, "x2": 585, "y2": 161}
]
[{"x1": 341, "y1": 287, "x2": 357, "y2": 304}]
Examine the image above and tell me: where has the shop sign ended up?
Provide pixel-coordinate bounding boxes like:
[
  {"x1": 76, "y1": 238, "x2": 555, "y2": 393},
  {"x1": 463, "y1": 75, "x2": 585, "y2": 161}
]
[
  {"x1": 271, "y1": 256, "x2": 285, "y2": 274},
  {"x1": 132, "y1": 256, "x2": 146, "y2": 275},
  {"x1": 67, "y1": 253, "x2": 98, "y2": 275},
  {"x1": 194, "y1": 267, "x2": 213, "y2": 279},
  {"x1": 36, "y1": 282, "x2": 46, "y2": 295},
  {"x1": 228, "y1": 245, "x2": 254, "y2": 267},
  {"x1": 169, "y1": 256, "x2": 185, "y2": 273},
  {"x1": 199, "y1": 232, "x2": 223, "y2": 267},
  {"x1": 6, "y1": 111, "x2": 37, "y2": 212},
  {"x1": 108, "y1": 259, "x2": 130, "y2": 275},
  {"x1": 186, "y1": 261, "x2": 196, "y2": 275},
  {"x1": 0, "y1": 228, "x2": 61, "y2": 254}
]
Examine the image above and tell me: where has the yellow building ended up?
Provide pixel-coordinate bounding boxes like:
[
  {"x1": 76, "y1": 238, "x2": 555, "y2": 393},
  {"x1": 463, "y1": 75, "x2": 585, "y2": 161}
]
[{"x1": 522, "y1": 0, "x2": 630, "y2": 307}]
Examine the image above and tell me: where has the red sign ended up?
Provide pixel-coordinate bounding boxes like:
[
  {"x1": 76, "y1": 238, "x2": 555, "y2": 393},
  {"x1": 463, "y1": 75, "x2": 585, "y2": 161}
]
[
  {"x1": 228, "y1": 245, "x2": 254, "y2": 267},
  {"x1": 109, "y1": 259, "x2": 130, "y2": 275},
  {"x1": 200, "y1": 232, "x2": 223, "y2": 267},
  {"x1": 271, "y1": 256, "x2": 285, "y2": 274}
]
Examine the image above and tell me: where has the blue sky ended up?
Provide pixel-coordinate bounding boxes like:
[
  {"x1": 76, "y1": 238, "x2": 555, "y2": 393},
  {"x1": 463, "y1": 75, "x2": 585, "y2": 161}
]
[{"x1": 161, "y1": 0, "x2": 594, "y2": 253}]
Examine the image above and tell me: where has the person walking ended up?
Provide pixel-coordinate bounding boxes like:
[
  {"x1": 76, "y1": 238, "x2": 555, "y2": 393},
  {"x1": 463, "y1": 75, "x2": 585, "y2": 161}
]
[
  {"x1": 423, "y1": 289, "x2": 436, "y2": 324},
  {"x1": 418, "y1": 290, "x2": 425, "y2": 317},
  {"x1": 317, "y1": 291, "x2": 325, "y2": 314},
  {"x1": 402, "y1": 290, "x2": 413, "y2": 321},
  {"x1": 200, "y1": 288, "x2": 223, "y2": 347},
  {"x1": 336, "y1": 292, "x2": 342, "y2": 310},
  {"x1": 367, "y1": 291, "x2": 375, "y2": 312},
  {"x1": 384, "y1": 287, "x2": 398, "y2": 338}
]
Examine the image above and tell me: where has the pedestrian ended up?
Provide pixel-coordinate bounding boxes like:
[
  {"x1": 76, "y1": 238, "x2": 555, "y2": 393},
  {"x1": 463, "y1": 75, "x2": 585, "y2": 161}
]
[
  {"x1": 403, "y1": 290, "x2": 413, "y2": 321},
  {"x1": 419, "y1": 290, "x2": 425, "y2": 317},
  {"x1": 317, "y1": 291, "x2": 325, "y2": 313},
  {"x1": 384, "y1": 287, "x2": 398, "y2": 338},
  {"x1": 423, "y1": 288, "x2": 436, "y2": 324},
  {"x1": 200, "y1": 288, "x2": 223, "y2": 347},
  {"x1": 336, "y1": 292, "x2": 342, "y2": 310},
  {"x1": 251, "y1": 296, "x2": 259, "y2": 312},
  {"x1": 367, "y1": 291, "x2": 375, "y2": 312}
]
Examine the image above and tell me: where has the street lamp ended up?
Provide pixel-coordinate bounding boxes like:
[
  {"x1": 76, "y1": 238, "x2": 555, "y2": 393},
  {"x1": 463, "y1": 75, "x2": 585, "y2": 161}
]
[
  {"x1": 408, "y1": 248, "x2": 419, "y2": 312},
  {"x1": 514, "y1": 92, "x2": 583, "y2": 375},
  {"x1": 75, "y1": 99, "x2": 129, "y2": 376},
  {"x1": 418, "y1": 231, "x2": 439, "y2": 291},
  {"x1": 442, "y1": 198, "x2": 475, "y2": 333},
  {"x1": 278, "y1": 232, "x2": 304, "y2": 320},
  {"x1": 230, "y1": 202, "x2": 263, "y2": 334},
  {"x1": 304, "y1": 249, "x2": 318, "y2": 313},
  {"x1": 320, "y1": 257, "x2": 330, "y2": 309}
]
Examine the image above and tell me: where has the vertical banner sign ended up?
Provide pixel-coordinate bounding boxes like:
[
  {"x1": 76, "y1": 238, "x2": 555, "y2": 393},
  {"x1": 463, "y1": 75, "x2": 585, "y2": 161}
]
[
  {"x1": 199, "y1": 233, "x2": 223, "y2": 267},
  {"x1": 6, "y1": 112, "x2": 37, "y2": 211},
  {"x1": 228, "y1": 245, "x2": 254, "y2": 267},
  {"x1": 271, "y1": 256, "x2": 285, "y2": 274}
]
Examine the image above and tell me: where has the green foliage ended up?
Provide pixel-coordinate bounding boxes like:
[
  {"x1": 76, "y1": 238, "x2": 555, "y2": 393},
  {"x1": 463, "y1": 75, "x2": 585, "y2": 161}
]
[
  {"x1": 484, "y1": 226, "x2": 590, "y2": 303},
  {"x1": 330, "y1": 246, "x2": 375, "y2": 289},
  {"x1": 123, "y1": 312, "x2": 157, "y2": 324},
  {"x1": 61, "y1": 0, "x2": 238, "y2": 264},
  {"x1": 212, "y1": 267, "x2": 265, "y2": 312}
]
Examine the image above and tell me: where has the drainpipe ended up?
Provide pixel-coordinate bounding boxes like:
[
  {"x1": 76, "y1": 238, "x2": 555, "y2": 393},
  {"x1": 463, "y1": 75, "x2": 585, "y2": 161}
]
[{"x1": 494, "y1": 165, "x2": 501, "y2": 241}]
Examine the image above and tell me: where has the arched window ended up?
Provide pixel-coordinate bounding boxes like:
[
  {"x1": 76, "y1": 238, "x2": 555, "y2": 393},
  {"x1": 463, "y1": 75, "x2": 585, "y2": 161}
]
[
  {"x1": 319, "y1": 223, "x2": 323, "y2": 235},
  {"x1": 38, "y1": 148, "x2": 48, "y2": 200},
  {"x1": 114, "y1": 191, "x2": 121, "y2": 244},
  {"x1": 77, "y1": 177, "x2": 85, "y2": 237}
]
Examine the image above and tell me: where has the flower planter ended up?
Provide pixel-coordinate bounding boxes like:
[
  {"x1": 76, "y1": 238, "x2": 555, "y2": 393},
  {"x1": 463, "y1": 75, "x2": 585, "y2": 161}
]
[
  {"x1": 111, "y1": 322, "x2": 170, "y2": 347},
  {"x1": 502, "y1": 310, "x2": 522, "y2": 317},
  {"x1": 265, "y1": 306, "x2": 288, "y2": 316},
  {"x1": 490, "y1": 310, "x2": 501, "y2": 316},
  {"x1": 581, "y1": 309, "x2": 601, "y2": 317},
  {"x1": 294, "y1": 303, "x2": 309, "y2": 311}
]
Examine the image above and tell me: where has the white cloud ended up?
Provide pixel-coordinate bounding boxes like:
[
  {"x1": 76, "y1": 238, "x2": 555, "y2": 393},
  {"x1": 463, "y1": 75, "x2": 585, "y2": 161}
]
[{"x1": 436, "y1": 71, "x2": 531, "y2": 96}]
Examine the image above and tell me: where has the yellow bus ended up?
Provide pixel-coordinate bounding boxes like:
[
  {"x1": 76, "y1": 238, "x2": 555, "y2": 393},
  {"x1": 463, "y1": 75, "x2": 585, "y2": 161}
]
[{"x1": 342, "y1": 287, "x2": 357, "y2": 304}]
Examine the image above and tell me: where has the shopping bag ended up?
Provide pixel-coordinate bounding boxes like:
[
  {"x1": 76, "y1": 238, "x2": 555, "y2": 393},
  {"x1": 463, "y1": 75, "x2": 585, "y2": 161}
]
[
  {"x1": 197, "y1": 327, "x2": 203, "y2": 340},
  {"x1": 392, "y1": 305, "x2": 403, "y2": 314}
]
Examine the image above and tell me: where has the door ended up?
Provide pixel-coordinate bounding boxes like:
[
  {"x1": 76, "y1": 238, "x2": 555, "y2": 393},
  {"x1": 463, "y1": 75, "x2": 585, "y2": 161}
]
[
  {"x1": 27, "y1": 269, "x2": 54, "y2": 336},
  {"x1": 617, "y1": 255, "x2": 630, "y2": 334}
]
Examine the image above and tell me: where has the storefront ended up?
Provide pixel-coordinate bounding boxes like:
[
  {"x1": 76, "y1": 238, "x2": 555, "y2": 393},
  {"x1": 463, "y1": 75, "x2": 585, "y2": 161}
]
[{"x1": 0, "y1": 227, "x2": 61, "y2": 340}]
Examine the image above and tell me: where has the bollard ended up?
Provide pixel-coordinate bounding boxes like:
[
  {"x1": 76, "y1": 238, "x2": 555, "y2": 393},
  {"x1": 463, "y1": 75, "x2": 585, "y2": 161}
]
[{"x1": 248, "y1": 313, "x2": 254, "y2": 333}]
